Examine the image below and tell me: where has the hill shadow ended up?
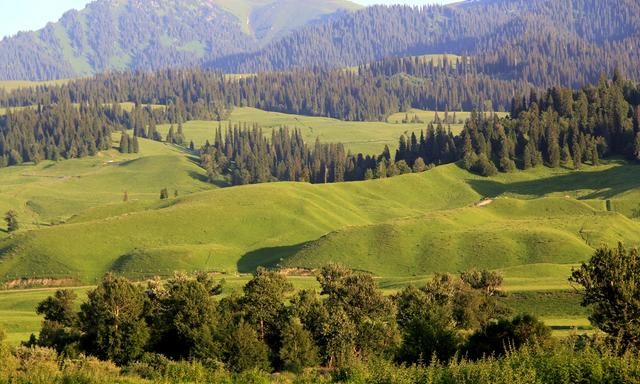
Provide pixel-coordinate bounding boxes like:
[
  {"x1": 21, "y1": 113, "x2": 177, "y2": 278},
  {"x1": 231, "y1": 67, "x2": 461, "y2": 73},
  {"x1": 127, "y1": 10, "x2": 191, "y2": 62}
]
[
  {"x1": 468, "y1": 163, "x2": 640, "y2": 200},
  {"x1": 237, "y1": 242, "x2": 309, "y2": 273}
]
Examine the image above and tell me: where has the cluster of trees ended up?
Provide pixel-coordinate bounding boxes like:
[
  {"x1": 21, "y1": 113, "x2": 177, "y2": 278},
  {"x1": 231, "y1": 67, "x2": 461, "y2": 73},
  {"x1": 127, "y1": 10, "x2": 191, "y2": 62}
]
[
  {"x1": 0, "y1": 65, "x2": 527, "y2": 123},
  {"x1": 394, "y1": 73, "x2": 640, "y2": 176},
  {"x1": 0, "y1": 101, "x2": 114, "y2": 167},
  {"x1": 3, "y1": 210, "x2": 18, "y2": 233},
  {"x1": 197, "y1": 73, "x2": 640, "y2": 187},
  {"x1": 24, "y1": 242, "x2": 640, "y2": 378},
  {"x1": 199, "y1": 124, "x2": 440, "y2": 186},
  {"x1": 200, "y1": 125, "x2": 385, "y2": 186},
  {"x1": 28, "y1": 265, "x2": 553, "y2": 375},
  {"x1": 118, "y1": 132, "x2": 139, "y2": 154}
]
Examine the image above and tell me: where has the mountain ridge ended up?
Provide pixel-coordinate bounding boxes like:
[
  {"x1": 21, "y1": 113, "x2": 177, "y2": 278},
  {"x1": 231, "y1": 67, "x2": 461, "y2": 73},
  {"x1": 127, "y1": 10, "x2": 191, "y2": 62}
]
[{"x1": 0, "y1": 0, "x2": 360, "y2": 80}]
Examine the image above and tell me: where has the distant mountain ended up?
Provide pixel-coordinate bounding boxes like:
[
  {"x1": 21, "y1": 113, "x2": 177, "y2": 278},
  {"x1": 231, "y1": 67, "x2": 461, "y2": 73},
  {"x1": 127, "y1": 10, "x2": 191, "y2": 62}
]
[
  {"x1": 2, "y1": 0, "x2": 640, "y2": 88},
  {"x1": 0, "y1": 0, "x2": 360, "y2": 80},
  {"x1": 213, "y1": 0, "x2": 640, "y2": 88}
]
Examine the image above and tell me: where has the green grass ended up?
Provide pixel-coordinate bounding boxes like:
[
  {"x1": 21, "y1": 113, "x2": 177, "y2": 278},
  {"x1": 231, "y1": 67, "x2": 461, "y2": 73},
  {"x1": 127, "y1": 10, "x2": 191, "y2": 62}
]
[
  {"x1": 0, "y1": 134, "x2": 213, "y2": 231},
  {"x1": 0, "y1": 79, "x2": 70, "y2": 92},
  {"x1": 1, "y1": 160, "x2": 638, "y2": 284},
  {"x1": 157, "y1": 107, "x2": 431, "y2": 154}
]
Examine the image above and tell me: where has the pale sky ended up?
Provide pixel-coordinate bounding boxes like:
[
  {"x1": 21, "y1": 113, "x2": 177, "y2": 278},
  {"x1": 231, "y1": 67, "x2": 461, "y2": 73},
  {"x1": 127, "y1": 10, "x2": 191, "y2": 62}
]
[{"x1": 0, "y1": 0, "x2": 457, "y2": 39}]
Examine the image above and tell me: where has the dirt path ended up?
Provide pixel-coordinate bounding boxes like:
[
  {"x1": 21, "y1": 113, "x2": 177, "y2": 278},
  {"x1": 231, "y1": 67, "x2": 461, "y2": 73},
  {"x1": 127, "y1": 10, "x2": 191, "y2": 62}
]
[{"x1": 475, "y1": 198, "x2": 494, "y2": 207}]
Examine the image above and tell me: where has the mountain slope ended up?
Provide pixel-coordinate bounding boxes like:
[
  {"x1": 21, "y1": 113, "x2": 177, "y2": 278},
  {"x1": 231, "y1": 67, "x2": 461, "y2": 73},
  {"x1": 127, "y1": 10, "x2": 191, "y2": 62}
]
[
  {"x1": 0, "y1": 0, "x2": 360, "y2": 80},
  {"x1": 212, "y1": 0, "x2": 640, "y2": 88}
]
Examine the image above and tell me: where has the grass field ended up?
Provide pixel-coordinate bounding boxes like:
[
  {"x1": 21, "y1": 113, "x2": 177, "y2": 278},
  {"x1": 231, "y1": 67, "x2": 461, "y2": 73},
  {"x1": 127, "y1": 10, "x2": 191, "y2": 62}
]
[
  {"x1": 157, "y1": 107, "x2": 432, "y2": 154},
  {"x1": 0, "y1": 79, "x2": 70, "y2": 92},
  {"x1": 1, "y1": 159, "x2": 638, "y2": 283},
  {"x1": 0, "y1": 134, "x2": 213, "y2": 231},
  {"x1": 0, "y1": 109, "x2": 637, "y2": 347}
]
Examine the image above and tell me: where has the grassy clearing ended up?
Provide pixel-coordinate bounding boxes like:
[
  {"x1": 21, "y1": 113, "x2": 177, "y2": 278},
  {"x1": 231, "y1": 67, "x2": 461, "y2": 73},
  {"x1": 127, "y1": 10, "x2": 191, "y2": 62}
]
[
  {"x1": 158, "y1": 107, "x2": 431, "y2": 154},
  {"x1": 0, "y1": 79, "x2": 70, "y2": 92}
]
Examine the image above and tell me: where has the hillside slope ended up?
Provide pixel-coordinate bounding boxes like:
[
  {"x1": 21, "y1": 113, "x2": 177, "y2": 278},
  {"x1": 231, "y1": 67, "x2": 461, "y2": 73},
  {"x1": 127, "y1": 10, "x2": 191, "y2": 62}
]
[
  {"x1": 1, "y1": 161, "x2": 639, "y2": 283},
  {"x1": 0, "y1": 0, "x2": 360, "y2": 80}
]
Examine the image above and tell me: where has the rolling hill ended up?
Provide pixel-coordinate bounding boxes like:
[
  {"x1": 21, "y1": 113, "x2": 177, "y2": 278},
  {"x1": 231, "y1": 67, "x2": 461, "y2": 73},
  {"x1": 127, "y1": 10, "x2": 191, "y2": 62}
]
[{"x1": 1, "y1": 154, "x2": 638, "y2": 284}]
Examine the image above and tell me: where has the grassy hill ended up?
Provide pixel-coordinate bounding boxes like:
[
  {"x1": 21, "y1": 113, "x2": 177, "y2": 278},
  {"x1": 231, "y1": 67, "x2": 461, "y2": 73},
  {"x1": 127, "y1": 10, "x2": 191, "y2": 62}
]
[
  {"x1": 0, "y1": 135, "x2": 213, "y2": 231},
  {"x1": 1, "y1": 158, "x2": 638, "y2": 284},
  {"x1": 2, "y1": 156, "x2": 637, "y2": 344}
]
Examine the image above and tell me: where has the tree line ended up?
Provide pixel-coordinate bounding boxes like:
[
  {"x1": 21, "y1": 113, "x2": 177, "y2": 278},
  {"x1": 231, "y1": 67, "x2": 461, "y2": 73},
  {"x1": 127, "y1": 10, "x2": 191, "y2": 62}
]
[
  {"x1": 394, "y1": 72, "x2": 640, "y2": 176},
  {"x1": 28, "y1": 265, "x2": 546, "y2": 373},
  {"x1": 22, "y1": 242, "x2": 640, "y2": 378}
]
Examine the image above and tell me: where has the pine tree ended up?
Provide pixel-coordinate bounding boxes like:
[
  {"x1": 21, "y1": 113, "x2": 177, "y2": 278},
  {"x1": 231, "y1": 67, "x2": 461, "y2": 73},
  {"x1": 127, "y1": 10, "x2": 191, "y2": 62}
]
[
  {"x1": 131, "y1": 135, "x2": 139, "y2": 154},
  {"x1": 572, "y1": 143, "x2": 582, "y2": 169},
  {"x1": 4, "y1": 210, "x2": 18, "y2": 233},
  {"x1": 561, "y1": 144, "x2": 571, "y2": 165},
  {"x1": 591, "y1": 144, "x2": 600, "y2": 166},
  {"x1": 412, "y1": 157, "x2": 427, "y2": 173},
  {"x1": 119, "y1": 132, "x2": 129, "y2": 154}
]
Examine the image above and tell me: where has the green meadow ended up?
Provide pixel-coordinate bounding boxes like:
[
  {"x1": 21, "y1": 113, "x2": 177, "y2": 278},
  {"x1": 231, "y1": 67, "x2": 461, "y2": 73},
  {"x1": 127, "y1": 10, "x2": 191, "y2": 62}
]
[
  {"x1": 0, "y1": 108, "x2": 638, "y2": 348},
  {"x1": 158, "y1": 107, "x2": 433, "y2": 154}
]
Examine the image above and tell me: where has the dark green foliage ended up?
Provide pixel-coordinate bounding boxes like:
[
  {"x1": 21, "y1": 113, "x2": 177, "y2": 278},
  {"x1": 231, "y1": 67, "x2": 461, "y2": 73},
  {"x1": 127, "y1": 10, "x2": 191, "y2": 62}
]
[
  {"x1": 316, "y1": 264, "x2": 400, "y2": 363},
  {"x1": 465, "y1": 314, "x2": 552, "y2": 359},
  {"x1": 395, "y1": 75, "x2": 639, "y2": 177},
  {"x1": 34, "y1": 290, "x2": 80, "y2": 354},
  {"x1": 146, "y1": 274, "x2": 221, "y2": 361},
  {"x1": 3, "y1": 210, "x2": 18, "y2": 233},
  {"x1": 570, "y1": 243, "x2": 640, "y2": 351},
  {"x1": 224, "y1": 321, "x2": 271, "y2": 373},
  {"x1": 241, "y1": 267, "x2": 293, "y2": 342},
  {"x1": 396, "y1": 314, "x2": 460, "y2": 364},
  {"x1": 79, "y1": 274, "x2": 149, "y2": 365},
  {"x1": 279, "y1": 319, "x2": 320, "y2": 373},
  {"x1": 473, "y1": 153, "x2": 498, "y2": 177},
  {"x1": 159, "y1": 188, "x2": 169, "y2": 200},
  {"x1": 200, "y1": 126, "x2": 379, "y2": 186},
  {"x1": 394, "y1": 271, "x2": 510, "y2": 364},
  {"x1": 22, "y1": 264, "x2": 639, "y2": 379}
]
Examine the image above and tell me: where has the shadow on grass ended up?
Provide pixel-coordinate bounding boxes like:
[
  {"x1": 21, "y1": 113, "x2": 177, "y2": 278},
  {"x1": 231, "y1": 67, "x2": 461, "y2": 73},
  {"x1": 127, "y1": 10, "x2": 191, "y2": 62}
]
[
  {"x1": 467, "y1": 162, "x2": 640, "y2": 199},
  {"x1": 237, "y1": 242, "x2": 309, "y2": 273}
]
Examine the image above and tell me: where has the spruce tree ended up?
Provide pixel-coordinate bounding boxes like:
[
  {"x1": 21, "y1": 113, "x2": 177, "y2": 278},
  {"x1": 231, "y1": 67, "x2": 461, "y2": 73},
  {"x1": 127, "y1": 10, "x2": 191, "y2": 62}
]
[
  {"x1": 4, "y1": 210, "x2": 18, "y2": 233},
  {"x1": 131, "y1": 135, "x2": 139, "y2": 154},
  {"x1": 119, "y1": 132, "x2": 129, "y2": 154}
]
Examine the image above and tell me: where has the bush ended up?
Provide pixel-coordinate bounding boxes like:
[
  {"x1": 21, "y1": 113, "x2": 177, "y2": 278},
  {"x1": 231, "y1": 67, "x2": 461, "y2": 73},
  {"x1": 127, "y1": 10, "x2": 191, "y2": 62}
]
[{"x1": 465, "y1": 314, "x2": 552, "y2": 359}]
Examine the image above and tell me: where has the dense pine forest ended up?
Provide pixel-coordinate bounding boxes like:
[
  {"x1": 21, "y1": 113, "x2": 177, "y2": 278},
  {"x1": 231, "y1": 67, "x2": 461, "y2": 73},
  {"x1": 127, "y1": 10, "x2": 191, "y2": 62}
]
[
  {"x1": 1, "y1": 67, "x2": 639, "y2": 185},
  {"x1": 1, "y1": 0, "x2": 639, "y2": 89}
]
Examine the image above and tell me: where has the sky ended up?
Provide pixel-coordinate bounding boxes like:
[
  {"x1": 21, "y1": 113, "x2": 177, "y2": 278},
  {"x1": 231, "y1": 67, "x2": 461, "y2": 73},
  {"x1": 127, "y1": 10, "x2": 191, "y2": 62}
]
[{"x1": 0, "y1": 0, "x2": 457, "y2": 39}]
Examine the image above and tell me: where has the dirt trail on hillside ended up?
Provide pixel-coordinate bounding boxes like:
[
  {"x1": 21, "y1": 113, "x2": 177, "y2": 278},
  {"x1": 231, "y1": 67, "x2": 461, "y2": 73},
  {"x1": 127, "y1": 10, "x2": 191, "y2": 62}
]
[{"x1": 475, "y1": 199, "x2": 494, "y2": 207}]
